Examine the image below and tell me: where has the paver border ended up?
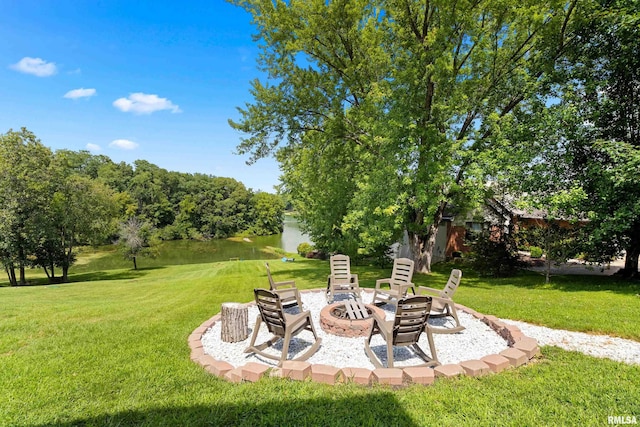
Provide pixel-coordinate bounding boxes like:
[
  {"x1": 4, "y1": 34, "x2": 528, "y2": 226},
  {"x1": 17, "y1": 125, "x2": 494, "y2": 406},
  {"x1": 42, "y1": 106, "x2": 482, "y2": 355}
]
[{"x1": 189, "y1": 289, "x2": 540, "y2": 387}]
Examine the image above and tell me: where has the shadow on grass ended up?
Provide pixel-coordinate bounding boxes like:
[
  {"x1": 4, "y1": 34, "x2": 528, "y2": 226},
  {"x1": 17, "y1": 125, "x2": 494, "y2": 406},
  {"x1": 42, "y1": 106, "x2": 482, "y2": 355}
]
[
  {"x1": 425, "y1": 262, "x2": 640, "y2": 296},
  {"x1": 67, "y1": 267, "x2": 166, "y2": 284},
  {"x1": 34, "y1": 393, "x2": 419, "y2": 427},
  {"x1": 0, "y1": 267, "x2": 166, "y2": 288}
]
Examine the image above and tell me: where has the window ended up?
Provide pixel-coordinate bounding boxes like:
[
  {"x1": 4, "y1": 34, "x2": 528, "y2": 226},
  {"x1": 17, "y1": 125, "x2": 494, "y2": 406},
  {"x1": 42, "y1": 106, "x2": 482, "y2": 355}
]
[{"x1": 464, "y1": 222, "x2": 484, "y2": 244}]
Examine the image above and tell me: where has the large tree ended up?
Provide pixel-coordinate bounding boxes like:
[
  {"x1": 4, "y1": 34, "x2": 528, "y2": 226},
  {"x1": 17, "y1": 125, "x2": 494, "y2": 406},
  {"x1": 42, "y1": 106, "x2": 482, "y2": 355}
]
[
  {"x1": 39, "y1": 150, "x2": 118, "y2": 282},
  {"x1": 565, "y1": 0, "x2": 640, "y2": 276},
  {"x1": 0, "y1": 128, "x2": 52, "y2": 285},
  {"x1": 229, "y1": 0, "x2": 579, "y2": 272}
]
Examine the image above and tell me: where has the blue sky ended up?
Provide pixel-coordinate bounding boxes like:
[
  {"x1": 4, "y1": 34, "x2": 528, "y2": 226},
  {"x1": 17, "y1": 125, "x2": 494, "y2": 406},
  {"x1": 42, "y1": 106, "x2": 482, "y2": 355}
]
[{"x1": 0, "y1": 0, "x2": 281, "y2": 192}]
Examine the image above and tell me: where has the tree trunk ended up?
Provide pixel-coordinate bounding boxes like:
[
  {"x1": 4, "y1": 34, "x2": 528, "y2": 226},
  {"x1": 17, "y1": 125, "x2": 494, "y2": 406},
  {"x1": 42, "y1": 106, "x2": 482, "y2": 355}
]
[
  {"x1": 132, "y1": 256, "x2": 138, "y2": 270},
  {"x1": 5, "y1": 265, "x2": 17, "y2": 287},
  {"x1": 17, "y1": 244, "x2": 26, "y2": 285},
  {"x1": 19, "y1": 263, "x2": 26, "y2": 286},
  {"x1": 545, "y1": 220, "x2": 551, "y2": 284},
  {"x1": 220, "y1": 303, "x2": 249, "y2": 343},
  {"x1": 62, "y1": 241, "x2": 73, "y2": 283},
  {"x1": 622, "y1": 242, "x2": 640, "y2": 278},
  {"x1": 409, "y1": 226, "x2": 437, "y2": 274},
  {"x1": 8, "y1": 265, "x2": 17, "y2": 287},
  {"x1": 408, "y1": 202, "x2": 447, "y2": 274}
]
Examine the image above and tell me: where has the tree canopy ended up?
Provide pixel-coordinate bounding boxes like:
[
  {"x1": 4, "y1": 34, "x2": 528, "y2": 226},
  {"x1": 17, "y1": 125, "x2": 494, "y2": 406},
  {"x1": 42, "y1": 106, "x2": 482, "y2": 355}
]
[
  {"x1": 505, "y1": 0, "x2": 640, "y2": 277},
  {"x1": 0, "y1": 128, "x2": 285, "y2": 285},
  {"x1": 229, "y1": 0, "x2": 579, "y2": 272}
]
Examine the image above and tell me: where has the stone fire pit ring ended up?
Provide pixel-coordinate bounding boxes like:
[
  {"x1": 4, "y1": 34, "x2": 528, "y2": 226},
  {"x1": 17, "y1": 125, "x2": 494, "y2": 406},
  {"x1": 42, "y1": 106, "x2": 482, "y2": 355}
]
[
  {"x1": 319, "y1": 301, "x2": 385, "y2": 338},
  {"x1": 189, "y1": 289, "x2": 540, "y2": 387}
]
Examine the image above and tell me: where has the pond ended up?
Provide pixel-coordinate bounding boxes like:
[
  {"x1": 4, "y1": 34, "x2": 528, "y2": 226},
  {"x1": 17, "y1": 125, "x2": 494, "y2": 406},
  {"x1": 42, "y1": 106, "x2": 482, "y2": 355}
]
[
  {"x1": 165, "y1": 216, "x2": 312, "y2": 262},
  {"x1": 207, "y1": 215, "x2": 310, "y2": 260},
  {"x1": 70, "y1": 216, "x2": 313, "y2": 273}
]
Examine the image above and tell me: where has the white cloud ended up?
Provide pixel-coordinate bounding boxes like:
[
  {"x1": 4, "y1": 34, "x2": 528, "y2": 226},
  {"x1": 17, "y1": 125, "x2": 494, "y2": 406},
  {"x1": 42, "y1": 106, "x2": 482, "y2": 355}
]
[
  {"x1": 64, "y1": 88, "x2": 97, "y2": 99},
  {"x1": 112, "y1": 92, "x2": 181, "y2": 115},
  {"x1": 10, "y1": 57, "x2": 57, "y2": 77},
  {"x1": 86, "y1": 143, "x2": 101, "y2": 152},
  {"x1": 109, "y1": 139, "x2": 139, "y2": 150}
]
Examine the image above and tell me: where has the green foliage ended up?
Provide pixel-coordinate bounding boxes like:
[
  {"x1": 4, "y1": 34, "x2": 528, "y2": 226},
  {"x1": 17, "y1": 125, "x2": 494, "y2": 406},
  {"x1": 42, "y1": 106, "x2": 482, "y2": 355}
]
[
  {"x1": 0, "y1": 130, "x2": 122, "y2": 284},
  {"x1": 529, "y1": 246, "x2": 544, "y2": 258},
  {"x1": 470, "y1": 230, "x2": 523, "y2": 277},
  {"x1": 0, "y1": 128, "x2": 53, "y2": 285},
  {"x1": 296, "y1": 242, "x2": 314, "y2": 257},
  {"x1": 229, "y1": 0, "x2": 579, "y2": 272},
  {"x1": 247, "y1": 192, "x2": 285, "y2": 235},
  {"x1": 0, "y1": 128, "x2": 285, "y2": 283},
  {"x1": 517, "y1": 0, "x2": 640, "y2": 276}
]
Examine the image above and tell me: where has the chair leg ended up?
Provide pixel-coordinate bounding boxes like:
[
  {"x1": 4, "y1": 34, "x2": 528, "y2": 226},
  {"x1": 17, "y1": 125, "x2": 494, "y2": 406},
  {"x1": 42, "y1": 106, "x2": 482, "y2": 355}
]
[
  {"x1": 429, "y1": 302, "x2": 465, "y2": 334},
  {"x1": 448, "y1": 305, "x2": 464, "y2": 332},
  {"x1": 244, "y1": 317, "x2": 284, "y2": 360},
  {"x1": 326, "y1": 277, "x2": 334, "y2": 303},
  {"x1": 425, "y1": 328, "x2": 439, "y2": 365},
  {"x1": 364, "y1": 322, "x2": 384, "y2": 368},
  {"x1": 410, "y1": 343, "x2": 439, "y2": 367},
  {"x1": 246, "y1": 316, "x2": 262, "y2": 350},
  {"x1": 410, "y1": 327, "x2": 440, "y2": 367},
  {"x1": 280, "y1": 330, "x2": 292, "y2": 366},
  {"x1": 386, "y1": 340, "x2": 395, "y2": 368}
]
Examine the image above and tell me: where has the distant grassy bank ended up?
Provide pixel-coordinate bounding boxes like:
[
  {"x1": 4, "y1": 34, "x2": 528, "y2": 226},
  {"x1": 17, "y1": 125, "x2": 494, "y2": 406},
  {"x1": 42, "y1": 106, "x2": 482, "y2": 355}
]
[
  {"x1": 0, "y1": 238, "x2": 288, "y2": 287},
  {"x1": 1, "y1": 251, "x2": 639, "y2": 426}
]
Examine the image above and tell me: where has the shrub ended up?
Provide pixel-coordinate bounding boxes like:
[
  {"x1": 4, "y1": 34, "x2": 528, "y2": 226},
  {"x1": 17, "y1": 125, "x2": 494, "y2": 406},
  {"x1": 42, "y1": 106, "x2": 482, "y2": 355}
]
[
  {"x1": 529, "y1": 246, "x2": 544, "y2": 258},
  {"x1": 297, "y1": 242, "x2": 314, "y2": 257},
  {"x1": 470, "y1": 229, "x2": 523, "y2": 277}
]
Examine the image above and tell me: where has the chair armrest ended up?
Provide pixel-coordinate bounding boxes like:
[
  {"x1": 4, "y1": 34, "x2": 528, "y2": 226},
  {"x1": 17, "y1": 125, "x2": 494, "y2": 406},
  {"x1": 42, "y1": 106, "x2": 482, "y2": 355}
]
[
  {"x1": 428, "y1": 294, "x2": 454, "y2": 312},
  {"x1": 417, "y1": 286, "x2": 443, "y2": 297},
  {"x1": 375, "y1": 278, "x2": 392, "y2": 289},
  {"x1": 272, "y1": 280, "x2": 297, "y2": 290},
  {"x1": 403, "y1": 282, "x2": 416, "y2": 295},
  {"x1": 371, "y1": 310, "x2": 389, "y2": 327}
]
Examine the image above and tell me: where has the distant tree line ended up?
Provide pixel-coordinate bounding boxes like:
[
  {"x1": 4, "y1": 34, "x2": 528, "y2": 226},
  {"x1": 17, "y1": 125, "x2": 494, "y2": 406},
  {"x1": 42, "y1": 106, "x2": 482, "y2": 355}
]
[{"x1": 0, "y1": 128, "x2": 284, "y2": 285}]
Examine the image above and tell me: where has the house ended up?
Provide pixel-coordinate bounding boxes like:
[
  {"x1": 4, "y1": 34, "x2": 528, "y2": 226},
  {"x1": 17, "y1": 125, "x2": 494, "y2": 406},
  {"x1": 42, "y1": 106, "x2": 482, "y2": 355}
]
[{"x1": 437, "y1": 197, "x2": 585, "y2": 261}]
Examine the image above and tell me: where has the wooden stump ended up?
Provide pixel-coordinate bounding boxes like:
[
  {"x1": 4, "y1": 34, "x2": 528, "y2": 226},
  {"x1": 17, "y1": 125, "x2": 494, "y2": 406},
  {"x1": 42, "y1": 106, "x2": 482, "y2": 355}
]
[{"x1": 221, "y1": 302, "x2": 249, "y2": 343}]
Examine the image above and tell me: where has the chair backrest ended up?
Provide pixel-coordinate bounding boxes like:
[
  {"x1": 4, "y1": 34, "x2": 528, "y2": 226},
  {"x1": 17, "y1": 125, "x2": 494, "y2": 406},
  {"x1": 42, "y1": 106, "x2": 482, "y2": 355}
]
[
  {"x1": 391, "y1": 258, "x2": 414, "y2": 286},
  {"x1": 254, "y1": 288, "x2": 286, "y2": 337},
  {"x1": 330, "y1": 254, "x2": 351, "y2": 283},
  {"x1": 392, "y1": 295, "x2": 432, "y2": 346},
  {"x1": 265, "y1": 263, "x2": 276, "y2": 289},
  {"x1": 442, "y1": 269, "x2": 462, "y2": 298}
]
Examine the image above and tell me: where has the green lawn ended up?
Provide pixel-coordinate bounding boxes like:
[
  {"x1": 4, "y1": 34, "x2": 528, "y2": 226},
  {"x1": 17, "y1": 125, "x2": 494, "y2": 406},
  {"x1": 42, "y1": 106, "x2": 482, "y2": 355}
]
[{"x1": 1, "y1": 256, "x2": 639, "y2": 426}]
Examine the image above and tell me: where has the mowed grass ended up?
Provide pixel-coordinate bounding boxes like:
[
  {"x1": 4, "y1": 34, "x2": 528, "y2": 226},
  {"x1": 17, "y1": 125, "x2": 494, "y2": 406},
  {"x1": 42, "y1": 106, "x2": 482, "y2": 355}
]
[{"x1": 1, "y1": 254, "x2": 639, "y2": 426}]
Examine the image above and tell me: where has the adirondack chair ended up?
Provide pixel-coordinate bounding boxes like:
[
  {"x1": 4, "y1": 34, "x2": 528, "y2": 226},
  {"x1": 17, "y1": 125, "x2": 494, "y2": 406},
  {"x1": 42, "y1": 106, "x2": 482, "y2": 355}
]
[
  {"x1": 265, "y1": 262, "x2": 302, "y2": 308},
  {"x1": 372, "y1": 258, "x2": 415, "y2": 306},
  {"x1": 416, "y1": 269, "x2": 465, "y2": 334},
  {"x1": 326, "y1": 254, "x2": 361, "y2": 303},
  {"x1": 364, "y1": 295, "x2": 439, "y2": 368},
  {"x1": 245, "y1": 288, "x2": 322, "y2": 366}
]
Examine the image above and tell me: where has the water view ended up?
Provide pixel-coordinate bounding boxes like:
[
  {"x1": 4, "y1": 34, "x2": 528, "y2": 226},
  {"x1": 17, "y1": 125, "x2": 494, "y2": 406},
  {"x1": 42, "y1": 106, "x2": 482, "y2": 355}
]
[{"x1": 71, "y1": 216, "x2": 313, "y2": 273}]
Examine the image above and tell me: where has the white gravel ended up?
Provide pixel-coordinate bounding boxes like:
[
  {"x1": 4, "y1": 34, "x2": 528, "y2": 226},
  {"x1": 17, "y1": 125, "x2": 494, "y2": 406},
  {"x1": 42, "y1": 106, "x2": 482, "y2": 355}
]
[
  {"x1": 201, "y1": 290, "x2": 509, "y2": 369},
  {"x1": 500, "y1": 319, "x2": 640, "y2": 365}
]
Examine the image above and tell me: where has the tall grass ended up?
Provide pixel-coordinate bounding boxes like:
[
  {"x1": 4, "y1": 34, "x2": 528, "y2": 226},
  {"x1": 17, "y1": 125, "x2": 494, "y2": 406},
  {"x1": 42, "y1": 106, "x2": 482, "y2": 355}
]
[{"x1": 1, "y1": 254, "x2": 639, "y2": 426}]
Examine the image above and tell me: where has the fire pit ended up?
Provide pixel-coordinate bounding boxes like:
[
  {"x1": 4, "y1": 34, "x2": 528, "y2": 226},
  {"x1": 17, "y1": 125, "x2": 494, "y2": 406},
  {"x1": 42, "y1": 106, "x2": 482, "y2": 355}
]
[{"x1": 319, "y1": 301, "x2": 386, "y2": 338}]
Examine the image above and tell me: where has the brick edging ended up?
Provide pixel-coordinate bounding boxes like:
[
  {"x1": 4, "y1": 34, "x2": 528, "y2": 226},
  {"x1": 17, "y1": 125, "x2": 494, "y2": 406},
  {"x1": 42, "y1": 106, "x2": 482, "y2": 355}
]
[{"x1": 188, "y1": 289, "x2": 541, "y2": 387}]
